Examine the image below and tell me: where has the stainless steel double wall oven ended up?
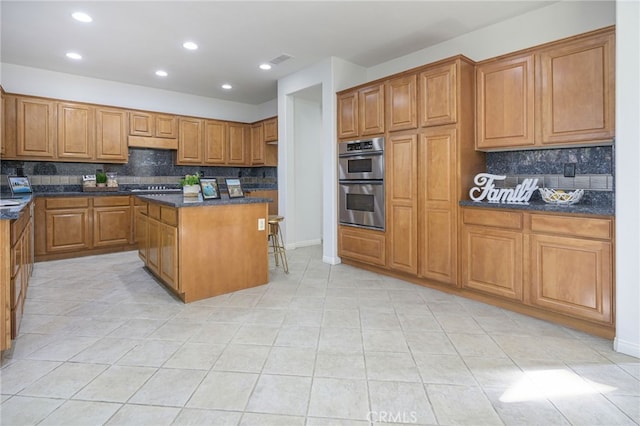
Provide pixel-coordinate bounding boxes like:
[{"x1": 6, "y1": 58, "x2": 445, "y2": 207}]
[{"x1": 338, "y1": 137, "x2": 385, "y2": 230}]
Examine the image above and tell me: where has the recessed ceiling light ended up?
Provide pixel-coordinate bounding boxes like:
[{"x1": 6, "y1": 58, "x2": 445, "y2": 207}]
[
  {"x1": 72, "y1": 12, "x2": 93, "y2": 23},
  {"x1": 259, "y1": 63, "x2": 272, "y2": 70},
  {"x1": 221, "y1": 84, "x2": 232, "y2": 90},
  {"x1": 183, "y1": 41, "x2": 198, "y2": 50},
  {"x1": 155, "y1": 70, "x2": 168, "y2": 77},
  {"x1": 66, "y1": 52, "x2": 82, "y2": 60}
]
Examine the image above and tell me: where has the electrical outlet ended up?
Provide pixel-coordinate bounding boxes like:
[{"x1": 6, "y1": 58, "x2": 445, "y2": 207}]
[
  {"x1": 564, "y1": 163, "x2": 576, "y2": 178},
  {"x1": 258, "y1": 218, "x2": 265, "y2": 231}
]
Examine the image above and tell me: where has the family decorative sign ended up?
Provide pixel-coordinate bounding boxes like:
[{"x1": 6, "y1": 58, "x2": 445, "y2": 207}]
[{"x1": 469, "y1": 173, "x2": 539, "y2": 204}]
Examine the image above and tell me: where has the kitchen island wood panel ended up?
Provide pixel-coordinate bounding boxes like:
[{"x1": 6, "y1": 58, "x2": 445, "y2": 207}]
[{"x1": 136, "y1": 196, "x2": 269, "y2": 302}]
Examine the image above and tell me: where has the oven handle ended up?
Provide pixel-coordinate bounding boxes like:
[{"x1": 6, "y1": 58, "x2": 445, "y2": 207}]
[
  {"x1": 338, "y1": 180, "x2": 384, "y2": 185},
  {"x1": 338, "y1": 151, "x2": 383, "y2": 159}
]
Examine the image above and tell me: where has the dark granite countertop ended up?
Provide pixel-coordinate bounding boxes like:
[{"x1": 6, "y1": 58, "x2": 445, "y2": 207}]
[
  {"x1": 134, "y1": 193, "x2": 272, "y2": 208},
  {"x1": 0, "y1": 195, "x2": 33, "y2": 220},
  {"x1": 459, "y1": 200, "x2": 614, "y2": 216}
]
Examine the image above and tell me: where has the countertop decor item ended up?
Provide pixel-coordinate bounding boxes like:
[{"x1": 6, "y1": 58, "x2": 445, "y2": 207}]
[
  {"x1": 539, "y1": 188, "x2": 584, "y2": 205},
  {"x1": 180, "y1": 173, "x2": 201, "y2": 197}
]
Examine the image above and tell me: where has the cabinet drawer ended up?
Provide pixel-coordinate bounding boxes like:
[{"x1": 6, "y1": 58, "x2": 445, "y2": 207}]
[
  {"x1": 148, "y1": 203, "x2": 161, "y2": 220},
  {"x1": 93, "y1": 196, "x2": 130, "y2": 207},
  {"x1": 530, "y1": 214, "x2": 612, "y2": 240},
  {"x1": 338, "y1": 226, "x2": 386, "y2": 267},
  {"x1": 45, "y1": 197, "x2": 89, "y2": 209},
  {"x1": 161, "y1": 207, "x2": 178, "y2": 226},
  {"x1": 462, "y1": 208, "x2": 522, "y2": 230}
]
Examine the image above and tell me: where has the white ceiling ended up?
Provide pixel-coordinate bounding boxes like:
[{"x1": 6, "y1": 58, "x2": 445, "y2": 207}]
[{"x1": 1, "y1": 1, "x2": 557, "y2": 105}]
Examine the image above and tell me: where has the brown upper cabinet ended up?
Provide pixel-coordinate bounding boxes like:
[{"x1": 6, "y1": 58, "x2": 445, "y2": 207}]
[
  {"x1": 95, "y1": 108, "x2": 128, "y2": 162},
  {"x1": 177, "y1": 117, "x2": 204, "y2": 164},
  {"x1": 263, "y1": 117, "x2": 278, "y2": 142},
  {"x1": 476, "y1": 27, "x2": 615, "y2": 151},
  {"x1": 15, "y1": 96, "x2": 57, "y2": 159},
  {"x1": 386, "y1": 75, "x2": 417, "y2": 132},
  {"x1": 250, "y1": 118, "x2": 278, "y2": 166},
  {"x1": 250, "y1": 122, "x2": 265, "y2": 165},
  {"x1": 129, "y1": 111, "x2": 178, "y2": 138},
  {"x1": 419, "y1": 61, "x2": 459, "y2": 127},
  {"x1": 57, "y1": 102, "x2": 95, "y2": 161},
  {"x1": 227, "y1": 122, "x2": 249, "y2": 165},
  {"x1": 203, "y1": 119, "x2": 227, "y2": 165},
  {"x1": 3, "y1": 95, "x2": 128, "y2": 163},
  {"x1": 337, "y1": 83, "x2": 384, "y2": 140}
]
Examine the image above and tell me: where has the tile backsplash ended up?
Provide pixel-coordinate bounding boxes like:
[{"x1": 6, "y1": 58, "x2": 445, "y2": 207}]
[
  {"x1": 1, "y1": 148, "x2": 277, "y2": 192},
  {"x1": 486, "y1": 145, "x2": 614, "y2": 205}
]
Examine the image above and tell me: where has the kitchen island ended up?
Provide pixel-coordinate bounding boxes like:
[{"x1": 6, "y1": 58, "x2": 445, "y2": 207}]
[{"x1": 134, "y1": 193, "x2": 270, "y2": 302}]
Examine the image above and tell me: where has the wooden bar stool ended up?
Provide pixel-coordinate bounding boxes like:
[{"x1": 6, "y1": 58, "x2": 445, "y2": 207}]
[{"x1": 268, "y1": 215, "x2": 289, "y2": 273}]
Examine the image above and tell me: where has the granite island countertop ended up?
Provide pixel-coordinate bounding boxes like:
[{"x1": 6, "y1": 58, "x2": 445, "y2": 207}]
[
  {"x1": 459, "y1": 199, "x2": 614, "y2": 216},
  {"x1": 134, "y1": 193, "x2": 272, "y2": 208}
]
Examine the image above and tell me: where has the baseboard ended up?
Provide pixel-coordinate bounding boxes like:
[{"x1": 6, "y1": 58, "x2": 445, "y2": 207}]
[
  {"x1": 323, "y1": 255, "x2": 341, "y2": 265},
  {"x1": 614, "y1": 337, "x2": 640, "y2": 359},
  {"x1": 285, "y1": 239, "x2": 321, "y2": 250}
]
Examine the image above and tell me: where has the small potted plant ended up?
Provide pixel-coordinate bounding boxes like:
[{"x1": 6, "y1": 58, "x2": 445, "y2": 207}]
[
  {"x1": 180, "y1": 173, "x2": 201, "y2": 196},
  {"x1": 96, "y1": 171, "x2": 108, "y2": 188}
]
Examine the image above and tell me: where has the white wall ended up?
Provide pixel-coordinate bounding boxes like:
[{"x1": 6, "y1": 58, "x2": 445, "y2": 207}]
[
  {"x1": 0, "y1": 63, "x2": 276, "y2": 123},
  {"x1": 614, "y1": 0, "x2": 640, "y2": 358},
  {"x1": 293, "y1": 96, "x2": 323, "y2": 247},
  {"x1": 368, "y1": 1, "x2": 616, "y2": 78},
  {"x1": 278, "y1": 57, "x2": 365, "y2": 264}
]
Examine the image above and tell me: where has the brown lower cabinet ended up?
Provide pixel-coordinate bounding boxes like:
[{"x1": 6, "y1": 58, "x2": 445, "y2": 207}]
[
  {"x1": 1, "y1": 200, "x2": 34, "y2": 351},
  {"x1": 339, "y1": 207, "x2": 614, "y2": 338},
  {"x1": 35, "y1": 195, "x2": 136, "y2": 261},
  {"x1": 460, "y1": 207, "x2": 614, "y2": 335}
]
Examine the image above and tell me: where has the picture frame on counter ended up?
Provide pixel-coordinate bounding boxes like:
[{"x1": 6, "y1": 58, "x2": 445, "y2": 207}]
[
  {"x1": 226, "y1": 178, "x2": 244, "y2": 198},
  {"x1": 8, "y1": 176, "x2": 32, "y2": 194},
  {"x1": 200, "y1": 178, "x2": 221, "y2": 199}
]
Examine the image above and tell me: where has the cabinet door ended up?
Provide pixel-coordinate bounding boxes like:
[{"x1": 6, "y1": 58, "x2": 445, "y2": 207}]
[
  {"x1": 461, "y1": 225, "x2": 523, "y2": 301},
  {"x1": 203, "y1": 120, "x2": 226, "y2": 164},
  {"x1": 155, "y1": 114, "x2": 178, "y2": 138},
  {"x1": 418, "y1": 127, "x2": 457, "y2": 285},
  {"x1": 96, "y1": 108, "x2": 128, "y2": 162},
  {"x1": 57, "y1": 102, "x2": 95, "y2": 160},
  {"x1": 387, "y1": 133, "x2": 417, "y2": 274},
  {"x1": 530, "y1": 234, "x2": 612, "y2": 323},
  {"x1": 16, "y1": 97, "x2": 56, "y2": 158},
  {"x1": 129, "y1": 111, "x2": 153, "y2": 136},
  {"x1": 263, "y1": 117, "x2": 278, "y2": 142},
  {"x1": 227, "y1": 123, "x2": 247, "y2": 165},
  {"x1": 147, "y1": 218, "x2": 160, "y2": 275},
  {"x1": 359, "y1": 84, "x2": 385, "y2": 136},
  {"x1": 337, "y1": 91, "x2": 358, "y2": 139},
  {"x1": 539, "y1": 32, "x2": 615, "y2": 145},
  {"x1": 476, "y1": 54, "x2": 535, "y2": 150},
  {"x1": 45, "y1": 209, "x2": 91, "y2": 253},
  {"x1": 419, "y1": 62, "x2": 457, "y2": 127},
  {"x1": 93, "y1": 206, "x2": 131, "y2": 248},
  {"x1": 338, "y1": 225, "x2": 386, "y2": 267},
  {"x1": 160, "y1": 223, "x2": 179, "y2": 291},
  {"x1": 250, "y1": 123, "x2": 265, "y2": 165},
  {"x1": 177, "y1": 118, "x2": 203, "y2": 164},
  {"x1": 387, "y1": 74, "x2": 417, "y2": 132}
]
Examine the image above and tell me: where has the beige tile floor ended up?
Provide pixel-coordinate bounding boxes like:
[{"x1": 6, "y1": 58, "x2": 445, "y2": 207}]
[{"x1": 1, "y1": 246, "x2": 638, "y2": 425}]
